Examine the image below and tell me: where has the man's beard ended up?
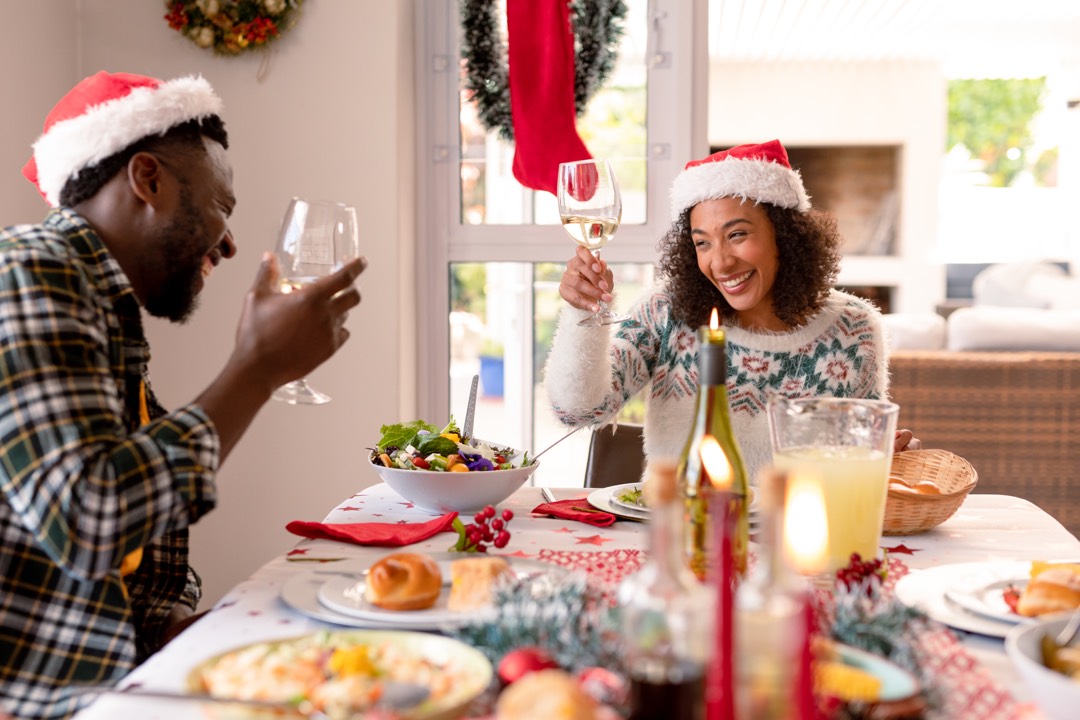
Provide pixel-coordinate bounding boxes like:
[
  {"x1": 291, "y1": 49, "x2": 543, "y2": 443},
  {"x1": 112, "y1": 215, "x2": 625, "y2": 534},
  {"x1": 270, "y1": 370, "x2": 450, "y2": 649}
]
[{"x1": 143, "y1": 190, "x2": 208, "y2": 323}]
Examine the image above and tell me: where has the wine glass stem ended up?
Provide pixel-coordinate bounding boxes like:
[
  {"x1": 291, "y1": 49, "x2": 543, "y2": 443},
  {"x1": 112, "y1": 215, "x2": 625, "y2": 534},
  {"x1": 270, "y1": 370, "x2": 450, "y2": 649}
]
[{"x1": 592, "y1": 249, "x2": 612, "y2": 314}]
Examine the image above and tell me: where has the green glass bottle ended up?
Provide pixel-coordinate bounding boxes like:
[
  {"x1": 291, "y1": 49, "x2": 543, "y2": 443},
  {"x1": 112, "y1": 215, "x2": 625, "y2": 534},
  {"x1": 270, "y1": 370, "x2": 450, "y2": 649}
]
[{"x1": 676, "y1": 323, "x2": 749, "y2": 581}]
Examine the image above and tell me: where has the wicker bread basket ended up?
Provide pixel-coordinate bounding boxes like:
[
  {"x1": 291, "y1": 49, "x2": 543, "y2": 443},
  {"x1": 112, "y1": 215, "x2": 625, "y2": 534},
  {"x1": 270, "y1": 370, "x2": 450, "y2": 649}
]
[{"x1": 882, "y1": 449, "x2": 978, "y2": 536}]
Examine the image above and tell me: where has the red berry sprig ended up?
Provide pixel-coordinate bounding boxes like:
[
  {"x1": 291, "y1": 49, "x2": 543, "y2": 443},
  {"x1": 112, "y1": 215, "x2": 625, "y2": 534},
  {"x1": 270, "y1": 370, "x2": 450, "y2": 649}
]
[
  {"x1": 451, "y1": 505, "x2": 515, "y2": 552},
  {"x1": 835, "y1": 552, "x2": 886, "y2": 590}
]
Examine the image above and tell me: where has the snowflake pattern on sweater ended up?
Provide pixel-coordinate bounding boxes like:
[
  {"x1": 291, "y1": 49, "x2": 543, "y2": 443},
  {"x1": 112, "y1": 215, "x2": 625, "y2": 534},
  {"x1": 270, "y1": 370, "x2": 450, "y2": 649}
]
[{"x1": 544, "y1": 288, "x2": 888, "y2": 480}]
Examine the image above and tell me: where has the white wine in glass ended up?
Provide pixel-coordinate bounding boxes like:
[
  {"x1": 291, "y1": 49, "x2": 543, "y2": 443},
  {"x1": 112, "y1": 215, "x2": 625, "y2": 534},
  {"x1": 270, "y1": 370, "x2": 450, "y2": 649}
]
[
  {"x1": 271, "y1": 197, "x2": 360, "y2": 405},
  {"x1": 557, "y1": 159, "x2": 630, "y2": 326}
]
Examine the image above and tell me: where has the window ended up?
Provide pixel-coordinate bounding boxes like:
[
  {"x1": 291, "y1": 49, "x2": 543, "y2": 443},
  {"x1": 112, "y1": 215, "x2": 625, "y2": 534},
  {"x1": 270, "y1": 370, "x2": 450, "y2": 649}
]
[{"x1": 415, "y1": 0, "x2": 705, "y2": 485}]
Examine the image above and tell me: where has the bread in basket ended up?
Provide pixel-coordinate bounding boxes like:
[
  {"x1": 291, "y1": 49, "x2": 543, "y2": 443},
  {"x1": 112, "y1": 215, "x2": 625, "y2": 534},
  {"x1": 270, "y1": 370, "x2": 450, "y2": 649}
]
[{"x1": 883, "y1": 449, "x2": 978, "y2": 536}]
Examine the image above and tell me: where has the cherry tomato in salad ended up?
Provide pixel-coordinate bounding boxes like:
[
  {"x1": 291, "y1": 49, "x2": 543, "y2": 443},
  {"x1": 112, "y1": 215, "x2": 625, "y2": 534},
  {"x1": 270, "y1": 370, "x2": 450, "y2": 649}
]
[{"x1": 412, "y1": 456, "x2": 430, "y2": 470}]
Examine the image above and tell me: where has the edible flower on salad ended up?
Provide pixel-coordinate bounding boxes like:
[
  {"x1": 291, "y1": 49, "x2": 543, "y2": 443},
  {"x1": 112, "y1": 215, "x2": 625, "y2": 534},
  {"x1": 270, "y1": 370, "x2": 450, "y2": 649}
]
[{"x1": 370, "y1": 418, "x2": 532, "y2": 472}]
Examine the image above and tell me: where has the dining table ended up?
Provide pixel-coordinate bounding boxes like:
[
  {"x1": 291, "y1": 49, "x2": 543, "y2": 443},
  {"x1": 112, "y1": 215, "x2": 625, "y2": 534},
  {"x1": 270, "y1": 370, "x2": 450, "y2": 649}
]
[{"x1": 73, "y1": 483, "x2": 1080, "y2": 720}]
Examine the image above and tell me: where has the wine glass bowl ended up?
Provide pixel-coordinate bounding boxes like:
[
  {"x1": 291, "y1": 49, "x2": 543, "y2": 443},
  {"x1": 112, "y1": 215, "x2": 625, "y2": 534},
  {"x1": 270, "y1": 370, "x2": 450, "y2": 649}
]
[
  {"x1": 557, "y1": 159, "x2": 630, "y2": 326},
  {"x1": 271, "y1": 197, "x2": 359, "y2": 405}
]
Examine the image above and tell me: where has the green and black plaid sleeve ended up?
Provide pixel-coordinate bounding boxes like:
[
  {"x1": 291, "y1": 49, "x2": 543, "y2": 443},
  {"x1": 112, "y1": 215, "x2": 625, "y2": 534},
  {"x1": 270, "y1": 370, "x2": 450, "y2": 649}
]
[{"x1": 0, "y1": 209, "x2": 220, "y2": 719}]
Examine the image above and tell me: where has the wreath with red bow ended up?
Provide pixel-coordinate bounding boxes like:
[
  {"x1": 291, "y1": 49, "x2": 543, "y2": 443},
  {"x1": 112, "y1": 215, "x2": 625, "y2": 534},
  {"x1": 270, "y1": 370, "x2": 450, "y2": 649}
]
[{"x1": 164, "y1": 0, "x2": 303, "y2": 56}]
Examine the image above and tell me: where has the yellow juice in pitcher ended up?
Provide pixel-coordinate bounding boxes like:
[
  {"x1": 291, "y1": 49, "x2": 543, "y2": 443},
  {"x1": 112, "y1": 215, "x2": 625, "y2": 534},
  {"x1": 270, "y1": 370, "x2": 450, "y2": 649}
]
[{"x1": 773, "y1": 445, "x2": 889, "y2": 572}]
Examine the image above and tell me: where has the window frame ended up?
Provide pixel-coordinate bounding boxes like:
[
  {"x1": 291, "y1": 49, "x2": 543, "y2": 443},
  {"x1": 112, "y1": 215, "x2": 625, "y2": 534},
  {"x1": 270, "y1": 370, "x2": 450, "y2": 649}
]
[{"x1": 413, "y1": 0, "x2": 708, "y2": 427}]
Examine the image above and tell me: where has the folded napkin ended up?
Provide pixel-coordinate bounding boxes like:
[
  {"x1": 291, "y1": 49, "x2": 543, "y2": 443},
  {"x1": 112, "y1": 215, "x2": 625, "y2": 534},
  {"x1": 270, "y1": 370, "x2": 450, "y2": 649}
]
[
  {"x1": 285, "y1": 512, "x2": 458, "y2": 547},
  {"x1": 531, "y1": 498, "x2": 616, "y2": 527}
]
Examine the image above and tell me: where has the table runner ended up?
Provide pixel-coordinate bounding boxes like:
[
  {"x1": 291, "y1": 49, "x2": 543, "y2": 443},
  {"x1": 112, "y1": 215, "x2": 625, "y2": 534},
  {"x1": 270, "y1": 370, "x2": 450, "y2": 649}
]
[{"x1": 529, "y1": 549, "x2": 1023, "y2": 719}]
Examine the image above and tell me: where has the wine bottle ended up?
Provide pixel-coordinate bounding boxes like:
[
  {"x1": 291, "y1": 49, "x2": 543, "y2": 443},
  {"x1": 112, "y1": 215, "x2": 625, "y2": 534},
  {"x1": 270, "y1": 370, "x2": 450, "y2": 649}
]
[
  {"x1": 734, "y1": 468, "x2": 813, "y2": 719},
  {"x1": 619, "y1": 460, "x2": 713, "y2": 720},
  {"x1": 677, "y1": 320, "x2": 749, "y2": 581}
]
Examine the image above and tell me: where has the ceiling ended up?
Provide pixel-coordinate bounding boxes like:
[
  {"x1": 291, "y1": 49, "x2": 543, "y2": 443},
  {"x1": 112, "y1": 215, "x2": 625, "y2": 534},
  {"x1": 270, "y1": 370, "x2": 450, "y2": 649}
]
[{"x1": 708, "y1": 0, "x2": 1080, "y2": 77}]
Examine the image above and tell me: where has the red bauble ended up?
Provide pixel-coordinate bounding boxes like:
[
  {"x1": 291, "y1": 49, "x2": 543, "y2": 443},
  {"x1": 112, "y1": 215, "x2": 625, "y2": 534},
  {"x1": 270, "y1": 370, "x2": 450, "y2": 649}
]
[{"x1": 497, "y1": 647, "x2": 560, "y2": 685}]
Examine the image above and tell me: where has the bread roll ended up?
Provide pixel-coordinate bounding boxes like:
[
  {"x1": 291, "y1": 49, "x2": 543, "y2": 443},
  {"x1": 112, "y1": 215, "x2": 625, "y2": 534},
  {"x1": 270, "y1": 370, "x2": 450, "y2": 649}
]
[
  {"x1": 1017, "y1": 566, "x2": 1080, "y2": 617},
  {"x1": 447, "y1": 556, "x2": 512, "y2": 611},
  {"x1": 364, "y1": 552, "x2": 442, "y2": 611},
  {"x1": 496, "y1": 669, "x2": 597, "y2": 720}
]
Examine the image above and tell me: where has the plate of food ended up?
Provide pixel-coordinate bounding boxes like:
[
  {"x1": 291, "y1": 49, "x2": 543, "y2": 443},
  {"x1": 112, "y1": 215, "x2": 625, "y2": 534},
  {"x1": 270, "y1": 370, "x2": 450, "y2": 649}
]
[
  {"x1": 587, "y1": 483, "x2": 650, "y2": 521},
  {"x1": 316, "y1": 551, "x2": 556, "y2": 630},
  {"x1": 942, "y1": 561, "x2": 1032, "y2": 625},
  {"x1": 589, "y1": 481, "x2": 760, "y2": 524},
  {"x1": 188, "y1": 629, "x2": 492, "y2": 720},
  {"x1": 814, "y1": 639, "x2": 923, "y2": 711}
]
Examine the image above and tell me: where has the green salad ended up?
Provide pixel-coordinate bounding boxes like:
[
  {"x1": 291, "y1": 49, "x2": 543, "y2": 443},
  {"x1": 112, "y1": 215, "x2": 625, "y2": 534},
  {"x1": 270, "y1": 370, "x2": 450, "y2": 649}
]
[
  {"x1": 369, "y1": 418, "x2": 531, "y2": 472},
  {"x1": 616, "y1": 486, "x2": 646, "y2": 508}
]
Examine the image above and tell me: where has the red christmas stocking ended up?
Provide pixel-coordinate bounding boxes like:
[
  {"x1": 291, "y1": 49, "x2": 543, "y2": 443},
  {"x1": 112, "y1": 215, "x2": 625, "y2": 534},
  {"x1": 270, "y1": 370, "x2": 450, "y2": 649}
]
[{"x1": 507, "y1": 0, "x2": 593, "y2": 195}]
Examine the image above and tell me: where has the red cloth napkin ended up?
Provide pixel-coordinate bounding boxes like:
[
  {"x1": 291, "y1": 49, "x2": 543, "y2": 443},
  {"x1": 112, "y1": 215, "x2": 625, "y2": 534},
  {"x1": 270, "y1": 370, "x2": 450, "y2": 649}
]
[
  {"x1": 285, "y1": 512, "x2": 458, "y2": 547},
  {"x1": 531, "y1": 498, "x2": 616, "y2": 527}
]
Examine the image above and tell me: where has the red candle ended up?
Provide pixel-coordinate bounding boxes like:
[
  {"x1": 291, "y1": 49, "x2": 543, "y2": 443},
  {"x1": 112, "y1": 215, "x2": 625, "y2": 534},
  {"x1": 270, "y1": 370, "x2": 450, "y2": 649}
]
[
  {"x1": 795, "y1": 590, "x2": 816, "y2": 719},
  {"x1": 706, "y1": 490, "x2": 735, "y2": 720}
]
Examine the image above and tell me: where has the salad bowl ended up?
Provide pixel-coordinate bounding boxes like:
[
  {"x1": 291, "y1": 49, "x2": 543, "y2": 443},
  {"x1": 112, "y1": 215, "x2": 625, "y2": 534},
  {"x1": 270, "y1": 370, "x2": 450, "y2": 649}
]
[
  {"x1": 372, "y1": 461, "x2": 537, "y2": 515},
  {"x1": 370, "y1": 420, "x2": 537, "y2": 514}
]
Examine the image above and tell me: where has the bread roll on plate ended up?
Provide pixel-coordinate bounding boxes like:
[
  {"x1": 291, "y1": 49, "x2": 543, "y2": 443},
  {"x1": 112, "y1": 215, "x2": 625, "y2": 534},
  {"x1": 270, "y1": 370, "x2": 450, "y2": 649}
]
[
  {"x1": 1017, "y1": 565, "x2": 1080, "y2": 617},
  {"x1": 364, "y1": 552, "x2": 442, "y2": 611}
]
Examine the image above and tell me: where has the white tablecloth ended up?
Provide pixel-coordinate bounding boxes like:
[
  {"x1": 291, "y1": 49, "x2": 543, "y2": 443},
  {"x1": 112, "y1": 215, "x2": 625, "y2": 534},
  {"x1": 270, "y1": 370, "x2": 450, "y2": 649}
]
[{"x1": 74, "y1": 487, "x2": 1079, "y2": 719}]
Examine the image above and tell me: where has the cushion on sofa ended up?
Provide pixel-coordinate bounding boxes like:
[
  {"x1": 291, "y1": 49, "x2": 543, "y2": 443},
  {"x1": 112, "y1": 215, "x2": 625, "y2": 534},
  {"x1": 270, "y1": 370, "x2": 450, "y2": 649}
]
[
  {"x1": 947, "y1": 306, "x2": 1080, "y2": 351},
  {"x1": 881, "y1": 313, "x2": 947, "y2": 351},
  {"x1": 972, "y1": 261, "x2": 1068, "y2": 309}
]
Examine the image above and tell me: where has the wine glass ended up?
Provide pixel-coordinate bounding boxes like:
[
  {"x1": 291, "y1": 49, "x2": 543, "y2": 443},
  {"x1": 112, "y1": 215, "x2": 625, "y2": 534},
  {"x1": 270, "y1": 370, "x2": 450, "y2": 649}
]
[
  {"x1": 557, "y1": 159, "x2": 630, "y2": 326},
  {"x1": 271, "y1": 197, "x2": 360, "y2": 405}
]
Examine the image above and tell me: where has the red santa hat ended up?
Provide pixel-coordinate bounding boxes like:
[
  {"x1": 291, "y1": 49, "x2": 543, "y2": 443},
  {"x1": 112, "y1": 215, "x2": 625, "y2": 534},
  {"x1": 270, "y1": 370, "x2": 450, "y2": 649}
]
[
  {"x1": 23, "y1": 71, "x2": 224, "y2": 207},
  {"x1": 669, "y1": 139, "x2": 811, "y2": 223}
]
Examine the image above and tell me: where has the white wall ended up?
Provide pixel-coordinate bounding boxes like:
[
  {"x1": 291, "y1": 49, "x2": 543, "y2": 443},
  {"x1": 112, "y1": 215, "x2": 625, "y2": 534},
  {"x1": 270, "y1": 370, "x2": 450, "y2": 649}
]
[
  {"x1": 708, "y1": 61, "x2": 947, "y2": 314},
  {"x1": 2, "y1": 1, "x2": 416, "y2": 607}
]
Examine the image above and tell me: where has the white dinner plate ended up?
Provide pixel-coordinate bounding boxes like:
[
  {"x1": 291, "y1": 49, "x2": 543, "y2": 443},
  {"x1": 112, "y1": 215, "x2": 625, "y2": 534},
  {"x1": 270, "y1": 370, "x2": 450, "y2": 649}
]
[
  {"x1": 280, "y1": 568, "x2": 389, "y2": 628},
  {"x1": 894, "y1": 560, "x2": 1039, "y2": 638},
  {"x1": 589, "y1": 482, "x2": 760, "y2": 524},
  {"x1": 316, "y1": 555, "x2": 557, "y2": 630},
  {"x1": 942, "y1": 562, "x2": 1031, "y2": 625}
]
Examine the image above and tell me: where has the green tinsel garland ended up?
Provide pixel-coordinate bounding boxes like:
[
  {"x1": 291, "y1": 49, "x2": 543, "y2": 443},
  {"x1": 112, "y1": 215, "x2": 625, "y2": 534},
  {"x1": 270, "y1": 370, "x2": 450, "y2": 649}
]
[{"x1": 460, "y1": 0, "x2": 628, "y2": 142}]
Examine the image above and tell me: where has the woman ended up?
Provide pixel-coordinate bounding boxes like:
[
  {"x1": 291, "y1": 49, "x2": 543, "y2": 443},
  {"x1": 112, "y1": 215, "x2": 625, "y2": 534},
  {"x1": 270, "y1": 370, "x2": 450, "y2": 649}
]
[{"x1": 544, "y1": 140, "x2": 918, "y2": 480}]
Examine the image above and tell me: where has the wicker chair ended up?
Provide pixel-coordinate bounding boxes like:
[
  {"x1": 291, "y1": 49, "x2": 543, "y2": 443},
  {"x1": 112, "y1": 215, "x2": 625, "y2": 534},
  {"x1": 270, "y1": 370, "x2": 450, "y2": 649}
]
[{"x1": 887, "y1": 350, "x2": 1080, "y2": 538}]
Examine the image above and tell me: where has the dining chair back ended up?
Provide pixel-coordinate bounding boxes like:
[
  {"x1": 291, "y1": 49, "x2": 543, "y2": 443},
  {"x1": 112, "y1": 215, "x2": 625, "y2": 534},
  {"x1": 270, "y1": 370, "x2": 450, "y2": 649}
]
[{"x1": 584, "y1": 423, "x2": 646, "y2": 488}]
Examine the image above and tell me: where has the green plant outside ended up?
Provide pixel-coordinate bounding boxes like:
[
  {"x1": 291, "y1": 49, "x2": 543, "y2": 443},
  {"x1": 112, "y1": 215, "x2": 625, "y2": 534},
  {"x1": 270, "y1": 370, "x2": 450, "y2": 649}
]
[{"x1": 947, "y1": 78, "x2": 1050, "y2": 187}]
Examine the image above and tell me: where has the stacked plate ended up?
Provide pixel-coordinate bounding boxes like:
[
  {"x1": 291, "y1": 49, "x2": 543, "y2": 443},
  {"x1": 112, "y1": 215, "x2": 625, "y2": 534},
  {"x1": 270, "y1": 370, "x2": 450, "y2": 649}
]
[
  {"x1": 893, "y1": 559, "x2": 1054, "y2": 638},
  {"x1": 587, "y1": 481, "x2": 761, "y2": 532},
  {"x1": 280, "y1": 553, "x2": 555, "y2": 630}
]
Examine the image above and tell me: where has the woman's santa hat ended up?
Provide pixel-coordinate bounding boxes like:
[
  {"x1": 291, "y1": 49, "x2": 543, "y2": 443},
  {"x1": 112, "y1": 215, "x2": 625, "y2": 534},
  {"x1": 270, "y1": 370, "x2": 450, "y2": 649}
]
[
  {"x1": 669, "y1": 139, "x2": 811, "y2": 223},
  {"x1": 23, "y1": 71, "x2": 224, "y2": 207}
]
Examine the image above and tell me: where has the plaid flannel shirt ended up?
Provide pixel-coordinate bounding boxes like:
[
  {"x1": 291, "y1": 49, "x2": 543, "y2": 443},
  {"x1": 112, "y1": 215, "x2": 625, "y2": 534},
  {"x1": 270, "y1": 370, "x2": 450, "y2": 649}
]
[{"x1": 0, "y1": 208, "x2": 220, "y2": 719}]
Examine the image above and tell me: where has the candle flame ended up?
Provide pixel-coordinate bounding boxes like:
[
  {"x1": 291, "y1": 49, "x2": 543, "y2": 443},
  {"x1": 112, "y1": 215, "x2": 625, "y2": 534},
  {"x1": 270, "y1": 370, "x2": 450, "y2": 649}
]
[
  {"x1": 710, "y1": 307, "x2": 719, "y2": 331},
  {"x1": 784, "y1": 472, "x2": 829, "y2": 574},
  {"x1": 700, "y1": 435, "x2": 733, "y2": 491}
]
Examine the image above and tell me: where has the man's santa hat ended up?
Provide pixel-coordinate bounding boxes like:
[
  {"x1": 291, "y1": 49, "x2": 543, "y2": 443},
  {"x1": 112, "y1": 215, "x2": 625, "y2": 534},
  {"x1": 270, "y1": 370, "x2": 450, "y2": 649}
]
[
  {"x1": 669, "y1": 139, "x2": 811, "y2": 223},
  {"x1": 23, "y1": 71, "x2": 224, "y2": 207}
]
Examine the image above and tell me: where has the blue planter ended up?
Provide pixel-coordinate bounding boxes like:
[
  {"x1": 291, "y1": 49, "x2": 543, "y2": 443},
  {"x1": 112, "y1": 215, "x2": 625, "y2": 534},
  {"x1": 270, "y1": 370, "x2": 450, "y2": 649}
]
[{"x1": 479, "y1": 355, "x2": 504, "y2": 398}]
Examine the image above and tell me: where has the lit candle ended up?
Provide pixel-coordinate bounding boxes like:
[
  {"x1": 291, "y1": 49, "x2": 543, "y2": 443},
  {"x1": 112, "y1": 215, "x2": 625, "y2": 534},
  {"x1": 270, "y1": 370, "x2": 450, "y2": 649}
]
[
  {"x1": 783, "y1": 472, "x2": 828, "y2": 719},
  {"x1": 783, "y1": 472, "x2": 829, "y2": 576},
  {"x1": 701, "y1": 435, "x2": 735, "y2": 720}
]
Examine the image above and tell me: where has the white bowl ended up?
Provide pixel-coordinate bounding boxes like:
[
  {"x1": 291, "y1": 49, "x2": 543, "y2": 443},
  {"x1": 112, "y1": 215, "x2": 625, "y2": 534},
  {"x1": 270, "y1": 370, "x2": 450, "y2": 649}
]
[
  {"x1": 372, "y1": 461, "x2": 538, "y2": 515},
  {"x1": 1005, "y1": 613, "x2": 1080, "y2": 720}
]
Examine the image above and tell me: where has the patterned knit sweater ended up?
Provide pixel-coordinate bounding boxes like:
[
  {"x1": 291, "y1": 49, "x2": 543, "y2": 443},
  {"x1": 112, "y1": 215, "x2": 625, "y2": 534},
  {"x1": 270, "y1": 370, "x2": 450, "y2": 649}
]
[{"x1": 544, "y1": 288, "x2": 889, "y2": 482}]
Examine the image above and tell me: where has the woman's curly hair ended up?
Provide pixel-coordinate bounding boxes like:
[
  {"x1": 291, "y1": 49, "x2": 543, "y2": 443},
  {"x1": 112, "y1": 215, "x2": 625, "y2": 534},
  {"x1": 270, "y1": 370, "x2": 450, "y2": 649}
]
[{"x1": 656, "y1": 202, "x2": 843, "y2": 329}]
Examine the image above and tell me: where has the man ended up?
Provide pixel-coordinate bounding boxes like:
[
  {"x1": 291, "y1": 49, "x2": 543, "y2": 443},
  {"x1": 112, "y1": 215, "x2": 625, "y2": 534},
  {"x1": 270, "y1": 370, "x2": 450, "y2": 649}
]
[{"x1": 0, "y1": 71, "x2": 365, "y2": 719}]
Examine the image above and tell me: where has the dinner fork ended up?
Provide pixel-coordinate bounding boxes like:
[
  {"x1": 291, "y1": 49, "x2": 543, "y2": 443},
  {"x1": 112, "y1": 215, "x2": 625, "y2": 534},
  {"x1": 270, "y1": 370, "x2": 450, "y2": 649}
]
[{"x1": 1055, "y1": 606, "x2": 1080, "y2": 646}]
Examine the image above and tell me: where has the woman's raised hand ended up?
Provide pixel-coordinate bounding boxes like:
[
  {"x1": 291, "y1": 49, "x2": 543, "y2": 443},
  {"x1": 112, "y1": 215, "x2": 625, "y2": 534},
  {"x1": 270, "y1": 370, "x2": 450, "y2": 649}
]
[{"x1": 559, "y1": 245, "x2": 615, "y2": 314}]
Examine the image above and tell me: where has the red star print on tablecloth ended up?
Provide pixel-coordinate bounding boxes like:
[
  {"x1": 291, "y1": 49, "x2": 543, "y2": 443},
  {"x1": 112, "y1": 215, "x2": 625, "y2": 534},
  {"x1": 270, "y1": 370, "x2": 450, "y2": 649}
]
[
  {"x1": 398, "y1": 501, "x2": 416, "y2": 509},
  {"x1": 286, "y1": 548, "x2": 309, "y2": 557},
  {"x1": 575, "y1": 534, "x2": 615, "y2": 546},
  {"x1": 504, "y1": 550, "x2": 534, "y2": 558},
  {"x1": 883, "y1": 543, "x2": 920, "y2": 555},
  {"x1": 553, "y1": 527, "x2": 576, "y2": 534},
  {"x1": 339, "y1": 506, "x2": 362, "y2": 512}
]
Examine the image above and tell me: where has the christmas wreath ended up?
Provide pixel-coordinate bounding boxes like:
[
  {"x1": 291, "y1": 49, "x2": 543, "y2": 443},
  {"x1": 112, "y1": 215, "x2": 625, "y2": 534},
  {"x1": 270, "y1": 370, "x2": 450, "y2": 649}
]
[
  {"x1": 461, "y1": 0, "x2": 628, "y2": 142},
  {"x1": 164, "y1": 0, "x2": 303, "y2": 56}
]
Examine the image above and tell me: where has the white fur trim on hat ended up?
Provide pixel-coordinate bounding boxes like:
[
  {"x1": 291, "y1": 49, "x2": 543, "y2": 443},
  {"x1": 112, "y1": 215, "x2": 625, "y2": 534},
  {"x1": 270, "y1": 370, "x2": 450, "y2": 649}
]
[
  {"x1": 32, "y1": 75, "x2": 223, "y2": 206},
  {"x1": 669, "y1": 156, "x2": 811, "y2": 223}
]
